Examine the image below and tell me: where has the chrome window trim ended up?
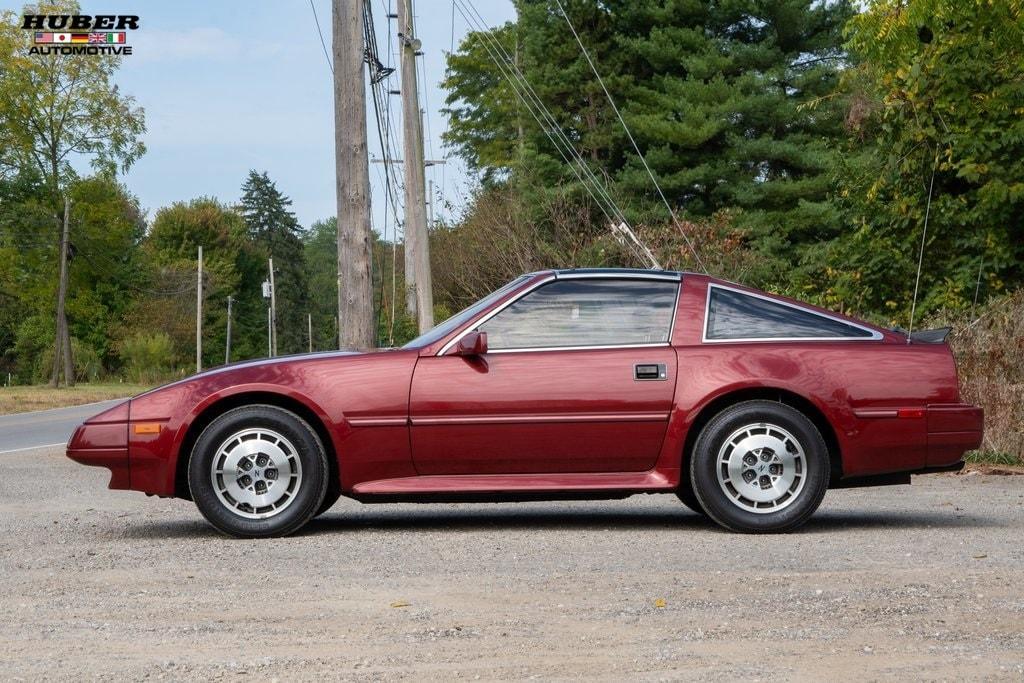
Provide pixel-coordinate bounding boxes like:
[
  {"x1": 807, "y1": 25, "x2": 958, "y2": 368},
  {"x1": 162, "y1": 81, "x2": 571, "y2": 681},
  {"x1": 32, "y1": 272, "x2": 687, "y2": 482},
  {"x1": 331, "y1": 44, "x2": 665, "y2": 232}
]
[
  {"x1": 488, "y1": 342, "x2": 670, "y2": 354},
  {"x1": 436, "y1": 275, "x2": 680, "y2": 356},
  {"x1": 701, "y1": 283, "x2": 884, "y2": 343},
  {"x1": 437, "y1": 275, "x2": 556, "y2": 356},
  {"x1": 554, "y1": 270, "x2": 681, "y2": 282}
]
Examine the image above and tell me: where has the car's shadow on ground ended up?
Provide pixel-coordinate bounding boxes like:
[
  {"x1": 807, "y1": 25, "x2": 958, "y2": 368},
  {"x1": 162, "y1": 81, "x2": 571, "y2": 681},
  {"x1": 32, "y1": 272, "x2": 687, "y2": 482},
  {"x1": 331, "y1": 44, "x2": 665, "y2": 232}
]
[{"x1": 119, "y1": 505, "x2": 1003, "y2": 540}]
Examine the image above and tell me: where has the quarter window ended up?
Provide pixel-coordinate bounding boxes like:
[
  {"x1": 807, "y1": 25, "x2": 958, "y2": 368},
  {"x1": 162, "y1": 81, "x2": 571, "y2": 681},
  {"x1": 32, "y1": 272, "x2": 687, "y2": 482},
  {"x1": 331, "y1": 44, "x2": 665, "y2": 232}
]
[
  {"x1": 705, "y1": 286, "x2": 876, "y2": 340},
  {"x1": 480, "y1": 279, "x2": 678, "y2": 350}
]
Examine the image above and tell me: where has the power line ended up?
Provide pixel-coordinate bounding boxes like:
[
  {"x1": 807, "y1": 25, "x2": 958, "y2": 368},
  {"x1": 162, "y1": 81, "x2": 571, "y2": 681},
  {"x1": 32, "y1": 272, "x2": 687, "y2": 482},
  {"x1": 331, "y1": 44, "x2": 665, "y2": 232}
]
[
  {"x1": 453, "y1": 0, "x2": 624, "y2": 226},
  {"x1": 455, "y1": 0, "x2": 656, "y2": 267},
  {"x1": 456, "y1": 0, "x2": 638, "y2": 236},
  {"x1": 553, "y1": 0, "x2": 705, "y2": 273},
  {"x1": 907, "y1": 145, "x2": 939, "y2": 341},
  {"x1": 309, "y1": 0, "x2": 333, "y2": 75}
]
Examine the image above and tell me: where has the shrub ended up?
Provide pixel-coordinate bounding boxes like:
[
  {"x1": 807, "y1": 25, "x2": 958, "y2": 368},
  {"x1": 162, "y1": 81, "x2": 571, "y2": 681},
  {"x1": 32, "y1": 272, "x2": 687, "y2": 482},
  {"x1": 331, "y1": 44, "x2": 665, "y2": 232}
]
[
  {"x1": 927, "y1": 290, "x2": 1024, "y2": 464},
  {"x1": 119, "y1": 332, "x2": 177, "y2": 384}
]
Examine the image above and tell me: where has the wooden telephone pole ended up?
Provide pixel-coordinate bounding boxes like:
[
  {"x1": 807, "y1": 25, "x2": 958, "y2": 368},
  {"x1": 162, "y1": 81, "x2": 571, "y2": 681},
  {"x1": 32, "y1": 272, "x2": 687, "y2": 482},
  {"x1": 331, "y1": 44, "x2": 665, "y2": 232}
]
[
  {"x1": 196, "y1": 246, "x2": 203, "y2": 373},
  {"x1": 50, "y1": 196, "x2": 74, "y2": 387},
  {"x1": 397, "y1": 0, "x2": 434, "y2": 332},
  {"x1": 333, "y1": 0, "x2": 375, "y2": 350}
]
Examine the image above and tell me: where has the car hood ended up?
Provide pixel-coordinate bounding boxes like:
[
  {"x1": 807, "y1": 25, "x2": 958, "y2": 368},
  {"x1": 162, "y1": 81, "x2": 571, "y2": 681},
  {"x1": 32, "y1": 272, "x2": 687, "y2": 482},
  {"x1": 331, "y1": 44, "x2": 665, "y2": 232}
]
[{"x1": 131, "y1": 349, "x2": 374, "y2": 400}]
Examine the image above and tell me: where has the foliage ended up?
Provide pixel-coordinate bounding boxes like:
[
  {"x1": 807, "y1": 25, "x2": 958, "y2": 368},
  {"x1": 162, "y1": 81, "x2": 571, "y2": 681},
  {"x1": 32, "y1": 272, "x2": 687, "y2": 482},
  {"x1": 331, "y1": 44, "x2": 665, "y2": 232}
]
[
  {"x1": 137, "y1": 197, "x2": 264, "y2": 366},
  {"x1": 823, "y1": 0, "x2": 1024, "y2": 324},
  {"x1": 303, "y1": 218, "x2": 340, "y2": 350},
  {"x1": 0, "y1": 1, "x2": 145, "y2": 192},
  {"x1": 443, "y1": 0, "x2": 854, "y2": 279},
  {"x1": 118, "y1": 332, "x2": 176, "y2": 384},
  {"x1": 926, "y1": 289, "x2": 1024, "y2": 464},
  {"x1": 0, "y1": 1, "x2": 145, "y2": 381},
  {"x1": 238, "y1": 171, "x2": 309, "y2": 354}
]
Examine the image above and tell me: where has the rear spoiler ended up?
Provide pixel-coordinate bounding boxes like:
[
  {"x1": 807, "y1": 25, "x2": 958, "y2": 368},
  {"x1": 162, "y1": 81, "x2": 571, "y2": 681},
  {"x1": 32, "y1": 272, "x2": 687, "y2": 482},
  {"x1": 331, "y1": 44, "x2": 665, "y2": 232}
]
[{"x1": 906, "y1": 327, "x2": 953, "y2": 344}]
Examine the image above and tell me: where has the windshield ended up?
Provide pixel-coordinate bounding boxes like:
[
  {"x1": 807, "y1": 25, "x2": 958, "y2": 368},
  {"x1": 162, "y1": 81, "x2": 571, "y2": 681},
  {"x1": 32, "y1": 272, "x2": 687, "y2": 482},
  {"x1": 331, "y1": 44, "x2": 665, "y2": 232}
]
[{"x1": 402, "y1": 276, "x2": 531, "y2": 349}]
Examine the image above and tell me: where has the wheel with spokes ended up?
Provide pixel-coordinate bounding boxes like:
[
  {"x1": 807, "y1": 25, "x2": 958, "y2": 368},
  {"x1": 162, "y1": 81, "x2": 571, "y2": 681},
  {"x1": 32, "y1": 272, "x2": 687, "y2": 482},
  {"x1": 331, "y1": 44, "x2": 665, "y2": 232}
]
[
  {"x1": 690, "y1": 400, "x2": 829, "y2": 533},
  {"x1": 188, "y1": 405, "x2": 328, "y2": 538}
]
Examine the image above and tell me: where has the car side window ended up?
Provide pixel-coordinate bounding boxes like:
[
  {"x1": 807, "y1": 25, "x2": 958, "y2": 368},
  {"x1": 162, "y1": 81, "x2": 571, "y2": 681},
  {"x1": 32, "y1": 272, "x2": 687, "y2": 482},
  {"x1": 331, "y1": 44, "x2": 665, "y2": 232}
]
[
  {"x1": 705, "y1": 285, "x2": 876, "y2": 340},
  {"x1": 480, "y1": 279, "x2": 678, "y2": 350}
]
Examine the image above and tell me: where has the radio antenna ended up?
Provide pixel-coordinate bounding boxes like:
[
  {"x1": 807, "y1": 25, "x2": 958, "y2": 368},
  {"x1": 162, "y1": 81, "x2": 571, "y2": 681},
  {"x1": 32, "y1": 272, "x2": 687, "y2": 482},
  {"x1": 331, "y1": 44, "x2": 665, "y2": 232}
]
[{"x1": 907, "y1": 144, "x2": 940, "y2": 344}]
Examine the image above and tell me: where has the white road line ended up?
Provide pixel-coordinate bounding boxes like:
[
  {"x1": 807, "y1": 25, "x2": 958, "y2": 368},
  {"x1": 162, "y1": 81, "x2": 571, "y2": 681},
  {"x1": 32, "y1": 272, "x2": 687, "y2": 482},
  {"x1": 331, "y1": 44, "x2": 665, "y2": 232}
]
[{"x1": 0, "y1": 442, "x2": 68, "y2": 455}]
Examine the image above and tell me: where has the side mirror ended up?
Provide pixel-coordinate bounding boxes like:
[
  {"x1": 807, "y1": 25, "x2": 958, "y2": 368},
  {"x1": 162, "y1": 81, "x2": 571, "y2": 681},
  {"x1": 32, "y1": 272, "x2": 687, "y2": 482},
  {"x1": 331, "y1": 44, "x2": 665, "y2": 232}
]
[{"x1": 455, "y1": 331, "x2": 488, "y2": 356}]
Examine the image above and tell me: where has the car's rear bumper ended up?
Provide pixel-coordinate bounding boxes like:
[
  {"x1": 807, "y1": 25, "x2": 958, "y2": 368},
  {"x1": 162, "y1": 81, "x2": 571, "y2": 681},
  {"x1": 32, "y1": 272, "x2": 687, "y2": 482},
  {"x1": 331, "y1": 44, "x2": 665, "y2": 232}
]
[
  {"x1": 927, "y1": 403, "x2": 983, "y2": 467},
  {"x1": 66, "y1": 401, "x2": 130, "y2": 490}
]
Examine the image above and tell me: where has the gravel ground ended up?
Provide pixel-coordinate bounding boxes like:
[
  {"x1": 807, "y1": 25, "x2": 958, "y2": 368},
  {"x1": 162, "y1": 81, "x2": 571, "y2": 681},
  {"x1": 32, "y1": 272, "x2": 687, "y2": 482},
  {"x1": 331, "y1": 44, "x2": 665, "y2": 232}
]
[{"x1": 1, "y1": 447, "x2": 1023, "y2": 681}]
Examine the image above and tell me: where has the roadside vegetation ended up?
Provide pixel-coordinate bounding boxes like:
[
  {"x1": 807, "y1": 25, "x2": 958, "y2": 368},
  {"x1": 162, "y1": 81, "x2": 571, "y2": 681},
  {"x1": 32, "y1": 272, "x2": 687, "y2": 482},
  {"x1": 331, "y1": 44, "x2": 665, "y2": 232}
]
[
  {"x1": 0, "y1": 1, "x2": 1021, "y2": 460},
  {"x1": 929, "y1": 290, "x2": 1024, "y2": 468},
  {"x1": 0, "y1": 382, "x2": 152, "y2": 415}
]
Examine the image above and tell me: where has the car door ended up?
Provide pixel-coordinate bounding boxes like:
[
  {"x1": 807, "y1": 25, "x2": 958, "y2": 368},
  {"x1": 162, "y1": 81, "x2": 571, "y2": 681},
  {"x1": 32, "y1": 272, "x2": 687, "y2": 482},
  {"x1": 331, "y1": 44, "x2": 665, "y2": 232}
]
[{"x1": 409, "y1": 276, "x2": 680, "y2": 475}]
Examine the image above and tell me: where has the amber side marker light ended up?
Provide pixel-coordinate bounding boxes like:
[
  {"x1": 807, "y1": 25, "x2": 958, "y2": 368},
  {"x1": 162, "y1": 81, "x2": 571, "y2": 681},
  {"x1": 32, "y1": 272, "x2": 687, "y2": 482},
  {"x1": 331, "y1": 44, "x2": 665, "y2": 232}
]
[
  {"x1": 133, "y1": 423, "x2": 162, "y2": 435},
  {"x1": 897, "y1": 408, "x2": 925, "y2": 419}
]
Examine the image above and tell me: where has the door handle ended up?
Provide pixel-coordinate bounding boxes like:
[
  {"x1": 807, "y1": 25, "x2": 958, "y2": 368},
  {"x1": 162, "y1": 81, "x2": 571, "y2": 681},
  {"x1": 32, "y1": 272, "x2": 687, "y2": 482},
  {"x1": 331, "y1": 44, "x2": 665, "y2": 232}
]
[{"x1": 634, "y1": 363, "x2": 667, "y2": 381}]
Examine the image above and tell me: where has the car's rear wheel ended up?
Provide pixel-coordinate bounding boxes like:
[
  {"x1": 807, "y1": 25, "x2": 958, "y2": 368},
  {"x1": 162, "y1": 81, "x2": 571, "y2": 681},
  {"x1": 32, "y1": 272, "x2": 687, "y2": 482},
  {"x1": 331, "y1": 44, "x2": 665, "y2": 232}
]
[
  {"x1": 690, "y1": 400, "x2": 829, "y2": 533},
  {"x1": 188, "y1": 405, "x2": 328, "y2": 538}
]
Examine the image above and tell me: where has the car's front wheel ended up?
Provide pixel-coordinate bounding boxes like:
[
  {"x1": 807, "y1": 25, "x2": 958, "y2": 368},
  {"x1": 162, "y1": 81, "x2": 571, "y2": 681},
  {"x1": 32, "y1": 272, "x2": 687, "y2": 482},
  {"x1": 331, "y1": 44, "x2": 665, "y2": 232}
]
[
  {"x1": 188, "y1": 405, "x2": 329, "y2": 538},
  {"x1": 690, "y1": 400, "x2": 829, "y2": 533}
]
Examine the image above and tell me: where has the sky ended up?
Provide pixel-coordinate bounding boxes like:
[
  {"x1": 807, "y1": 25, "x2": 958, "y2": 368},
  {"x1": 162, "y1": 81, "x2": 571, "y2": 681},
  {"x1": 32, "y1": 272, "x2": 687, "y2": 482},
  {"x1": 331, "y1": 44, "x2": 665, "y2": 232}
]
[{"x1": 3, "y1": 0, "x2": 517, "y2": 231}]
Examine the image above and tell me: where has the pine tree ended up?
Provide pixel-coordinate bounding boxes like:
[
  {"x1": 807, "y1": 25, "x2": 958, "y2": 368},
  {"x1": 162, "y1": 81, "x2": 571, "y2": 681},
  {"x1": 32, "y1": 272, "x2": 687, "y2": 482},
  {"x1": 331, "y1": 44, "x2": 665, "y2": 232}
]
[
  {"x1": 238, "y1": 171, "x2": 309, "y2": 354},
  {"x1": 444, "y1": 0, "x2": 853, "y2": 281}
]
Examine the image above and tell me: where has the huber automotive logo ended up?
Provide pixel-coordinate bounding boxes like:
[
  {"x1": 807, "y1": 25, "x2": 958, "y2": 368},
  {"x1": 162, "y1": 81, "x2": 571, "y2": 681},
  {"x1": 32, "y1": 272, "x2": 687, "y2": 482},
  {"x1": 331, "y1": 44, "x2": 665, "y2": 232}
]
[{"x1": 22, "y1": 14, "x2": 138, "y2": 55}]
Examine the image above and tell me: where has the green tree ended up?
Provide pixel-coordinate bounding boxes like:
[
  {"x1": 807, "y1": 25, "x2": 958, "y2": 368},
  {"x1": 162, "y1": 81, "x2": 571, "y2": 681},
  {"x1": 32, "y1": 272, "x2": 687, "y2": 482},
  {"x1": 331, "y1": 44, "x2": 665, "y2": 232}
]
[
  {"x1": 0, "y1": 1, "x2": 145, "y2": 381},
  {"x1": 0, "y1": 172, "x2": 142, "y2": 380},
  {"x1": 238, "y1": 171, "x2": 309, "y2": 354},
  {"x1": 826, "y1": 0, "x2": 1024, "y2": 323},
  {"x1": 303, "y1": 218, "x2": 339, "y2": 350},
  {"x1": 0, "y1": 2, "x2": 145, "y2": 193},
  {"x1": 443, "y1": 0, "x2": 853, "y2": 280},
  {"x1": 141, "y1": 198, "x2": 264, "y2": 368}
]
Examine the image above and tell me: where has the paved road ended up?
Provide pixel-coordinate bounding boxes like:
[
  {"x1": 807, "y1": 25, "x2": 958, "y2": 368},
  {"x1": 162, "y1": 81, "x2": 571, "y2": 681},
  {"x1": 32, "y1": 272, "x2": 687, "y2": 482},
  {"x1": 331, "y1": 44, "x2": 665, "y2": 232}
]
[
  {"x1": 0, "y1": 399, "x2": 124, "y2": 453},
  {"x1": 1, "y1": 445, "x2": 1022, "y2": 680}
]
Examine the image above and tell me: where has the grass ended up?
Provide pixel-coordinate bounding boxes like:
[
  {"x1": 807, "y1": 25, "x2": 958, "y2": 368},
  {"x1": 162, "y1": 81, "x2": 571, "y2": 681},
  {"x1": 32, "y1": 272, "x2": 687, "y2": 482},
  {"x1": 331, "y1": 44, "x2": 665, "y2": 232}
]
[
  {"x1": 0, "y1": 382, "x2": 153, "y2": 415},
  {"x1": 965, "y1": 450, "x2": 1024, "y2": 468}
]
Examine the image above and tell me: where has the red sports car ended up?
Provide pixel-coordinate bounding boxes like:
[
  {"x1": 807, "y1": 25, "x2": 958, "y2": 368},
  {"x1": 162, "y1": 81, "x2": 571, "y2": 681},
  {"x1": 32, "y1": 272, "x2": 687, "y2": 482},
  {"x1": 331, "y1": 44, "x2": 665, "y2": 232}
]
[{"x1": 68, "y1": 269, "x2": 983, "y2": 537}]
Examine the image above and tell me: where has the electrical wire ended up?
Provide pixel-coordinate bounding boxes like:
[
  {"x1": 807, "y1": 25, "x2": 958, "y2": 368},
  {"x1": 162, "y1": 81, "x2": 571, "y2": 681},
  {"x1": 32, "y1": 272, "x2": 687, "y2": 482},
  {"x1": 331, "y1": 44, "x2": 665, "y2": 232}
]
[
  {"x1": 453, "y1": 1, "x2": 624, "y2": 228},
  {"x1": 454, "y1": 0, "x2": 654, "y2": 267},
  {"x1": 553, "y1": 0, "x2": 705, "y2": 273},
  {"x1": 907, "y1": 145, "x2": 939, "y2": 341},
  {"x1": 309, "y1": 0, "x2": 333, "y2": 75}
]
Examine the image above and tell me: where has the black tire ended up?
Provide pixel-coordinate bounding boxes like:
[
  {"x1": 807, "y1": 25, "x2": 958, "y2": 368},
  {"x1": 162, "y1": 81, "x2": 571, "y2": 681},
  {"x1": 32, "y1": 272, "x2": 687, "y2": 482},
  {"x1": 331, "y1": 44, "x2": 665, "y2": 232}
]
[
  {"x1": 315, "y1": 489, "x2": 342, "y2": 518},
  {"x1": 690, "y1": 400, "x2": 829, "y2": 533},
  {"x1": 675, "y1": 482, "x2": 706, "y2": 516},
  {"x1": 188, "y1": 405, "x2": 329, "y2": 538}
]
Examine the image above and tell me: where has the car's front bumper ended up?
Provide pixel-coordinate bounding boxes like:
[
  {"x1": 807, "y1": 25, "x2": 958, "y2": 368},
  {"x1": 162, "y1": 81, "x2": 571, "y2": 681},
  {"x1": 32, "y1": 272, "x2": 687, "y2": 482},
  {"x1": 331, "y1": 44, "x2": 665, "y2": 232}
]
[{"x1": 66, "y1": 401, "x2": 130, "y2": 489}]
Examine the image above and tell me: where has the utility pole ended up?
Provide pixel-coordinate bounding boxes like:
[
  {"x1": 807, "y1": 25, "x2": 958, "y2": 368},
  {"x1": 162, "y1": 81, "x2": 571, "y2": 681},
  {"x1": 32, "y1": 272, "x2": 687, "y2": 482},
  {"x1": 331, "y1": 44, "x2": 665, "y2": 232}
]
[
  {"x1": 267, "y1": 308, "x2": 272, "y2": 357},
  {"x1": 268, "y1": 257, "x2": 277, "y2": 357},
  {"x1": 397, "y1": 0, "x2": 434, "y2": 332},
  {"x1": 308, "y1": 313, "x2": 313, "y2": 353},
  {"x1": 334, "y1": 0, "x2": 375, "y2": 350},
  {"x1": 225, "y1": 295, "x2": 233, "y2": 365},
  {"x1": 196, "y1": 245, "x2": 203, "y2": 373},
  {"x1": 427, "y1": 178, "x2": 434, "y2": 226},
  {"x1": 50, "y1": 196, "x2": 74, "y2": 388}
]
